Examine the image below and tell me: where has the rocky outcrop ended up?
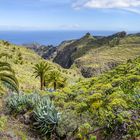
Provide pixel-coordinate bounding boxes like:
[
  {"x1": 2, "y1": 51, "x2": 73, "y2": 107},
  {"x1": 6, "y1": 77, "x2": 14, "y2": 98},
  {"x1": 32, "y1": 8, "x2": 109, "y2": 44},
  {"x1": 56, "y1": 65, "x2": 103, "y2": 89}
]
[
  {"x1": 53, "y1": 33, "x2": 95, "y2": 68},
  {"x1": 108, "y1": 31, "x2": 127, "y2": 39},
  {"x1": 53, "y1": 44, "x2": 76, "y2": 68},
  {"x1": 41, "y1": 46, "x2": 57, "y2": 59},
  {"x1": 23, "y1": 31, "x2": 140, "y2": 78},
  {"x1": 95, "y1": 31, "x2": 127, "y2": 46},
  {"x1": 53, "y1": 31, "x2": 131, "y2": 78},
  {"x1": 80, "y1": 67, "x2": 101, "y2": 78},
  {"x1": 23, "y1": 43, "x2": 57, "y2": 60},
  {"x1": 78, "y1": 60, "x2": 120, "y2": 78}
]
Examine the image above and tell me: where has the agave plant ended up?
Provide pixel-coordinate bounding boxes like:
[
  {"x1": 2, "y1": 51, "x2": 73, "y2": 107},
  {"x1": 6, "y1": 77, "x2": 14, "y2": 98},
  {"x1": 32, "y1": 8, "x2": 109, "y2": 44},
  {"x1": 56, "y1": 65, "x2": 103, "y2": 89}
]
[
  {"x1": 6, "y1": 94, "x2": 28, "y2": 114},
  {"x1": 28, "y1": 92, "x2": 41, "y2": 108},
  {"x1": 33, "y1": 97, "x2": 60, "y2": 136}
]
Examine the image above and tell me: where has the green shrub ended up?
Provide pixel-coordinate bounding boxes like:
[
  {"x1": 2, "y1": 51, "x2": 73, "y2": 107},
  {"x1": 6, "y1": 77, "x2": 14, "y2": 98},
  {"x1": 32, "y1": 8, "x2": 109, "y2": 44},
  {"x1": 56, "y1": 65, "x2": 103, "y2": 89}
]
[
  {"x1": 56, "y1": 110, "x2": 80, "y2": 138},
  {"x1": 76, "y1": 123, "x2": 96, "y2": 140},
  {"x1": 76, "y1": 102, "x2": 88, "y2": 113},
  {"x1": 111, "y1": 78, "x2": 123, "y2": 87},
  {"x1": 127, "y1": 75, "x2": 140, "y2": 82},
  {"x1": 0, "y1": 116, "x2": 7, "y2": 132}
]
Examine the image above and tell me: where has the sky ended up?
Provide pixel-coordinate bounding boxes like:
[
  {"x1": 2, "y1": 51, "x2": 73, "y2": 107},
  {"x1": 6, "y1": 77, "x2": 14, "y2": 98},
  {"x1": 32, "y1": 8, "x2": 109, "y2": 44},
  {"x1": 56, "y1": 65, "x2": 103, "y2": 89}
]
[{"x1": 0, "y1": 0, "x2": 140, "y2": 31}]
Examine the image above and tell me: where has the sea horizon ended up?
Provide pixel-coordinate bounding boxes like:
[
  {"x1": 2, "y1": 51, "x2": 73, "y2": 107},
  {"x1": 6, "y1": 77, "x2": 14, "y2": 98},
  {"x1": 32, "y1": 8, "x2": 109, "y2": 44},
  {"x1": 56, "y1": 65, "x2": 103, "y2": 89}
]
[{"x1": 0, "y1": 30, "x2": 139, "y2": 46}]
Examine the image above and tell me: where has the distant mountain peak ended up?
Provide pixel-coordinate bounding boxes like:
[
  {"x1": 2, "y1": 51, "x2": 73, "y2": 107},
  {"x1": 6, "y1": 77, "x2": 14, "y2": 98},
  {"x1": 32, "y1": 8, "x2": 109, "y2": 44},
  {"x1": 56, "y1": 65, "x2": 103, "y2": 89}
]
[
  {"x1": 81, "y1": 32, "x2": 95, "y2": 40},
  {"x1": 84, "y1": 32, "x2": 92, "y2": 37},
  {"x1": 111, "y1": 31, "x2": 127, "y2": 38},
  {"x1": 85, "y1": 32, "x2": 91, "y2": 36}
]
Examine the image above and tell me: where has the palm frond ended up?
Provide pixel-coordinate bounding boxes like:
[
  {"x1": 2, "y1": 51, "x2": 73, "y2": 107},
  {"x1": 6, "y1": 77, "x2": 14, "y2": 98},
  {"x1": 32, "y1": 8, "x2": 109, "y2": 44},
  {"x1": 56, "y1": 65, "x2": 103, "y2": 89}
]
[{"x1": 0, "y1": 60, "x2": 19, "y2": 93}]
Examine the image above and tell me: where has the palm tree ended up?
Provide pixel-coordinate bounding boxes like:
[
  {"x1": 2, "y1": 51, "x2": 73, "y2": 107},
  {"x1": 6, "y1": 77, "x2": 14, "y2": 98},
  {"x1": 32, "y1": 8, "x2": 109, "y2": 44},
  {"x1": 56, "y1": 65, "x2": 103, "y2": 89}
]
[
  {"x1": 33, "y1": 61, "x2": 52, "y2": 90},
  {"x1": 1, "y1": 40, "x2": 10, "y2": 46},
  {"x1": 47, "y1": 70, "x2": 66, "y2": 90},
  {"x1": 0, "y1": 61, "x2": 19, "y2": 93},
  {"x1": 0, "y1": 53, "x2": 12, "y2": 62}
]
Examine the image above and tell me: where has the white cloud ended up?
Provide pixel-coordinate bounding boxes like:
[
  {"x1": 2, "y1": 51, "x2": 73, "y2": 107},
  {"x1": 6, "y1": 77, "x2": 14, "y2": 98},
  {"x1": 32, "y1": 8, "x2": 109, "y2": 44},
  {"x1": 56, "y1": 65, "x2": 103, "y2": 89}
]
[
  {"x1": 59, "y1": 24, "x2": 80, "y2": 29},
  {"x1": 73, "y1": 0, "x2": 140, "y2": 13},
  {"x1": 124, "y1": 7, "x2": 140, "y2": 14}
]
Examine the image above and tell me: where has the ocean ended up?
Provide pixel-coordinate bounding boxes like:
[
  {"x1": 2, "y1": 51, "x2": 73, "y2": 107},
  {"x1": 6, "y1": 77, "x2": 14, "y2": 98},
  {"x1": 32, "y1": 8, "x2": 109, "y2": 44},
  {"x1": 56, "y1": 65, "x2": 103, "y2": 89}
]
[{"x1": 0, "y1": 30, "x2": 128, "y2": 46}]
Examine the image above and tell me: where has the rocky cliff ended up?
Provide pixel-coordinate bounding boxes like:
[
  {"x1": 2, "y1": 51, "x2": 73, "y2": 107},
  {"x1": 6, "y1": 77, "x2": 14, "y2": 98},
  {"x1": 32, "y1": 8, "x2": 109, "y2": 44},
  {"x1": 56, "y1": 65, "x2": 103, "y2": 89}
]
[
  {"x1": 23, "y1": 32, "x2": 140, "y2": 78},
  {"x1": 53, "y1": 32, "x2": 140, "y2": 77},
  {"x1": 23, "y1": 43, "x2": 57, "y2": 60}
]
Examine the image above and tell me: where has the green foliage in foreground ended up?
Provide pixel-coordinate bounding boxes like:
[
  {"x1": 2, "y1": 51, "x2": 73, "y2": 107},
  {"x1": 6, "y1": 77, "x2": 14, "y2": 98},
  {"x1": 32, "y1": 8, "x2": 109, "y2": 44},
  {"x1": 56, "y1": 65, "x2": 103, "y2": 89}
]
[
  {"x1": 50, "y1": 57, "x2": 140, "y2": 139},
  {"x1": 4, "y1": 56, "x2": 140, "y2": 139},
  {"x1": 6, "y1": 92, "x2": 41, "y2": 114},
  {"x1": 0, "y1": 61, "x2": 19, "y2": 93},
  {"x1": 33, "y1": 97, "x2": 60, "y2": 136},
  {"x1": 6, "y1": 93, "x2": 60, "y2": 137},
  {"x1": 0, "y1": 115, "x2": 7, "y2": 132}
]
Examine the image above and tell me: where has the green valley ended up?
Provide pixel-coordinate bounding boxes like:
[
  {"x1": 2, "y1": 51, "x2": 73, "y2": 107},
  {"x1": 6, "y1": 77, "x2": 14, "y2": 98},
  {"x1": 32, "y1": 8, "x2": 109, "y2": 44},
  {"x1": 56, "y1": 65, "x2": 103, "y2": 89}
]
[{"x1": 0, "y1": 32, "x2": 140, "y2": 140}]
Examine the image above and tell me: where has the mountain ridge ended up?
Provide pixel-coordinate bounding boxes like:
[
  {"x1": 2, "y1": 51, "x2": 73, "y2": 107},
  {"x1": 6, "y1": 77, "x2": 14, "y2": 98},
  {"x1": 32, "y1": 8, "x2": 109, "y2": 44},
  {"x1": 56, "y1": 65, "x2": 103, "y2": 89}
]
[
  {"x1": 53, "y1": 31, "x2": 140, "y2": 77},
  {"x1": 12, "y1": 31, "x2": 140, "y2": 78}
]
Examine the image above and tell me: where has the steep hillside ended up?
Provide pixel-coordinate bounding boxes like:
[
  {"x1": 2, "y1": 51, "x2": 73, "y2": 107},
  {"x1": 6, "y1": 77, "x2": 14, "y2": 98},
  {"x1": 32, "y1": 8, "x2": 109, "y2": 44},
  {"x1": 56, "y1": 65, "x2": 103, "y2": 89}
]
[
  {"x1": 0, "y1": 39, "x2": 140, "y2": 140},
  {"x1": 1, "y1": 55, "x2": 139, "y2": 140},
  {"x1": 53, "y1": 32, "x2": 140, "y2": 77},
  {"x1": 0, "y1": 41, "x2": 80, "y2": 91},
  {"x1": 53, "y1": 33, "x2": 96, "y2": 68},
  {"x1": 0, "y1": 41, "x2": 42, "y2": 90},
  {"x1": 51, "y1": 56, "x2": 140, "y2": 140}
]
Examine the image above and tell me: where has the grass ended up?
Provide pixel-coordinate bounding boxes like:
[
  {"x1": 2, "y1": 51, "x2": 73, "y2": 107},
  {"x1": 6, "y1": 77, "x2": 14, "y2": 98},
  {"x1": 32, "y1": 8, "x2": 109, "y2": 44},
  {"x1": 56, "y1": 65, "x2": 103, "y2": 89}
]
[
  {"x1": 70, "y1": 34, "x2": 140, "y2": 76},
  {"x1": 0, "y1": 41, "x2": 81, "y2": 91}
]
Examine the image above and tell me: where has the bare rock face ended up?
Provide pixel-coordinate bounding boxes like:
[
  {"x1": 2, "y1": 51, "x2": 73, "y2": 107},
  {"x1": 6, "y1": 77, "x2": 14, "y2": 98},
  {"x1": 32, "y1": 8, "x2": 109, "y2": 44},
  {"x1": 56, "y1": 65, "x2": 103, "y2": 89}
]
[
  {"x1": 53, "y1": 45, "x2": 76, "y2": 68},
  {"x1": 106, "y1": 61, "x2": 120, "y2": 69},
  {"x1": 79, "y1": 61, "x2": 119, "y2": 78},
  {"x1": 80, "y1": 67, "x2": 101, "y2": 78},
  {"x1": 53, "y1": 33, "x2": 95, "y2": 68},
  {"x1": 23, "y1": 43, "x2": 57, "y2": 60}
]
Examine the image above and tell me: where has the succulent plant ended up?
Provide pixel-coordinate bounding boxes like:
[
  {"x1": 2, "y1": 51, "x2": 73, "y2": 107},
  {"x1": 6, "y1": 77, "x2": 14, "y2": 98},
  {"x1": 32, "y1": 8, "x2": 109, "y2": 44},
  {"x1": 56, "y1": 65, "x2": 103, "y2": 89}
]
[
  {"x1": 6, "y1": 93, "x2": 60, "y2": 136},
  {"x1": 33, "y1": 97, "x2": 60, "y2": 136},
  {"x1": 27, "y1": 92, "x2": 41, "y2": 108},
  {"x1": 6, "y1": 94, "x2": 28, "y2": 114}
]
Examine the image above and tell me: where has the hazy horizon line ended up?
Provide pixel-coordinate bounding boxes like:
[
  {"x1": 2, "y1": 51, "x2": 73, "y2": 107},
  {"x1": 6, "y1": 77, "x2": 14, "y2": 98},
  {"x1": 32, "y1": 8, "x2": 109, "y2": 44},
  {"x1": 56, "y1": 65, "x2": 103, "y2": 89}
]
[{"x1": 0, "y1": 30, "x2": 139, "y2": 32}]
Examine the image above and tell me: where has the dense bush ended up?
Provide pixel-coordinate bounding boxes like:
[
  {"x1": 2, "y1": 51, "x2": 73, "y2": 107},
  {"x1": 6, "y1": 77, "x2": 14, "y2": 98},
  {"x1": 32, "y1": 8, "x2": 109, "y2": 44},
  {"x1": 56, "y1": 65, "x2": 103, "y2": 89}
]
[
  {"x1": 0, "y1": 115, "x2": 7, "y2": 132},
  {"x1": 4, "y1": 56, "x2": 140, "y2": 139},
  {"x1": 52, "y1": 57, "x2": 140, "y2": 139}
]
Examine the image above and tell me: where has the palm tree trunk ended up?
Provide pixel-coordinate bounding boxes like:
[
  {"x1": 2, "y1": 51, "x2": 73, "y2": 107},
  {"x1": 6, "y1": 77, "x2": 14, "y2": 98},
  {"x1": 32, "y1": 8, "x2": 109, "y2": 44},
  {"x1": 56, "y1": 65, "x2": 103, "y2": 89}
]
[
  {"x1": 44, "y1": 80, "x2": 46, "y2": 87},
  {"x1": 54, "y1": 81, "x2": 56, "y2": 90},
  {"x1": 40, "y1": 77, "x2": 43, "y2": 90}
]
